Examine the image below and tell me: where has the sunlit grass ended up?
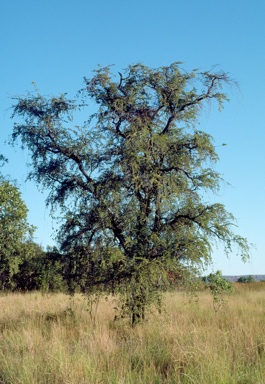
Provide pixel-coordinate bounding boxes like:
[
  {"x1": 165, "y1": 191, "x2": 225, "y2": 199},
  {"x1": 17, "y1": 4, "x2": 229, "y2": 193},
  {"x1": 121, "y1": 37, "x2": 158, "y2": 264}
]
[{"x1": 0, "y1": 284, "x2": 264, "y2": 383}]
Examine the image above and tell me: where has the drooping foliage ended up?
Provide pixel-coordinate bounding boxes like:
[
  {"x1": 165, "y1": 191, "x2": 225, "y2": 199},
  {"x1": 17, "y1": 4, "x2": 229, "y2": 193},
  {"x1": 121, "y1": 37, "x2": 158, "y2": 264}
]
[{"x1": 11, "y1": 63, "x2": 249, "y2": 323}]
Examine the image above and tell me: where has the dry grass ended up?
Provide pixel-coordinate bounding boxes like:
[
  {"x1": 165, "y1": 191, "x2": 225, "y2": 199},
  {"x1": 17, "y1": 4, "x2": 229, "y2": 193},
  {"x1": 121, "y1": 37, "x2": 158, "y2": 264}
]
[{"x1": 0, "y1": 284, "x2": 264, "y2": 383}]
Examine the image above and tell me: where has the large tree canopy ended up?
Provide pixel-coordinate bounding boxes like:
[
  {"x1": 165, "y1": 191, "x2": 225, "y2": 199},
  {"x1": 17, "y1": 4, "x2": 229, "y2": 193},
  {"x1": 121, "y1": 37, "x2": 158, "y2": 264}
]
[{"x1": 11, "y1": 63, "x2": 249, "y2": 323}]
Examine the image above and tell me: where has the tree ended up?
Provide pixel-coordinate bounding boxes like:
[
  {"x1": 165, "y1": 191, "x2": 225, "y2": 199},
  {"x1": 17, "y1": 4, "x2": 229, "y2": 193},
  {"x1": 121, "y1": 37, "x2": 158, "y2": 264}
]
[
  {"x1": 13, "y1": 244, "x2": 66, "y2": 292},
  {"x1": 203, "y1": 270, "x2": 233, "y2": 313},
  {"x1": 11, "y1": 63, "x2": 249, "y2": 324},
  {"x1": 12, "y1": 241, "x2": 44, "y2": 291},
  {"x1": 0, "y1": 181, "x2": 35, "y2": 289},
  {"x1": 237, "y1": 275, "x2": 255, "y2": 283}
]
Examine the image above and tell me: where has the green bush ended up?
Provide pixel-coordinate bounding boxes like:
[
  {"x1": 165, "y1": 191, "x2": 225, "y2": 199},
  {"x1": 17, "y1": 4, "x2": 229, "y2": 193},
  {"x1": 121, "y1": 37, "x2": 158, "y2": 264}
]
[
  {"x1": 204, "y1": 270, "x2": 233, "y2": 313},
  {"x1": 237, "y1": 275, "x2": 255, "y2": 283}
]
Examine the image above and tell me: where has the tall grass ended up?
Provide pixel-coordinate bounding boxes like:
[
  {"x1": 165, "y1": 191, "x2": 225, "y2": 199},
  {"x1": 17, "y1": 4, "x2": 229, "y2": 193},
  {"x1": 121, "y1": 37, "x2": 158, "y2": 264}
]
[{"x1": 0, "y1": 284, "x2": 264, "y2": 383}]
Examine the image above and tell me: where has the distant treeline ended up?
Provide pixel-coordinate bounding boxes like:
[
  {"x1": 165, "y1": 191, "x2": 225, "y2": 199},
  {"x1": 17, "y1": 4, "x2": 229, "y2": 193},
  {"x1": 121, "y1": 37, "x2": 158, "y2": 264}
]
[
  {"x1": 1, "y1": 242, "x2": 263, "y2": 294},
  {"x1": 0, "y1": 243, "x2": 67, "y2": 292},
  {"x1": 223, "y1": 275, "x2": 265, "y2": 283}
]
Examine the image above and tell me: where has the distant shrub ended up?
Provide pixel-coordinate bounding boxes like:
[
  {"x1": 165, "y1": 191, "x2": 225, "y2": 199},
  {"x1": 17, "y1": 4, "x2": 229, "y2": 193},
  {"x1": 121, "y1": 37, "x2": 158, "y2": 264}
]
[{"x1": 237, "y1": 275, "x2": 255, "y2": 283}]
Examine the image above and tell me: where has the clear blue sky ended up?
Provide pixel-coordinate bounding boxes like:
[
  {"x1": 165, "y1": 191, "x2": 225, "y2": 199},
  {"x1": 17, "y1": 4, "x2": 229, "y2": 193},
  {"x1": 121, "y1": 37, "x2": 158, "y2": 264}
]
[{"x1": 1, "y1": 0, "x2": 264, "y2": 275}]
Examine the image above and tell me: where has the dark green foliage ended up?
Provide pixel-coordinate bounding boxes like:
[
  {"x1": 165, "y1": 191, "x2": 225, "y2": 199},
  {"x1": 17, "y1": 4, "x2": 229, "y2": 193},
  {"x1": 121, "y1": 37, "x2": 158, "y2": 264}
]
[
  {"x1": 0, "y1": 161, "x2": 65, "y2": 293},
  {"x1": 12, "y1": 244, "x2": 67, "y2": 292},
  {"x1": 0, "y1": 181, "x2": 35, "y2": 289},
  {"x1": 39, "y1": 246, "x2": 67, "y2": 292},
  {"x1": 237, "y1": 275, "x2": 255, "y2": 283},
  {"x1": 12, "y1": 241, "x2": 44, "y2": 291},
  {"x1": 0, "y1": 154, "x2": 7, "y2": 172},
  {"x1": 11, "y1": 63, "x2": 249, "y2": 324}
]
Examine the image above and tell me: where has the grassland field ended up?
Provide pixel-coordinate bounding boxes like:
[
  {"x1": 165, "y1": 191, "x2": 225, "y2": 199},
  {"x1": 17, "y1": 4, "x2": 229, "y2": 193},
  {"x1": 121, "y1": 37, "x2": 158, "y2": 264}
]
[{"x1": 0, "y1": 282, "x2": 264, "y2": 384}]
